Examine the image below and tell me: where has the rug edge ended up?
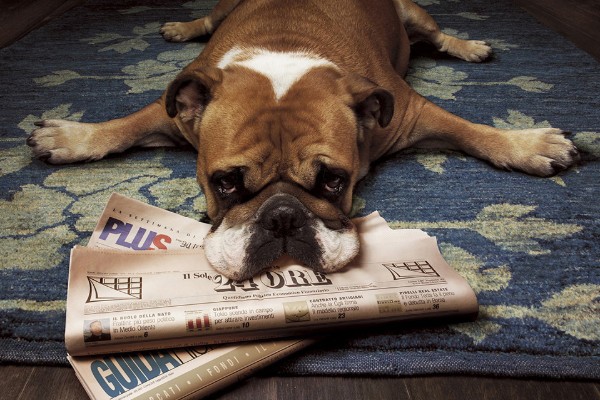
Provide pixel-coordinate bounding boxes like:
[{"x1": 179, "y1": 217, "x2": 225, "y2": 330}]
[{"x1": 1, "y1": 341, "x2": 598, "y2": 380}]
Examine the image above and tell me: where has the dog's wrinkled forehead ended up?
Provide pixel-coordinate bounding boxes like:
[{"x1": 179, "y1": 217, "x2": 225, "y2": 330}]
[
  {"x1": 201, "y1": 114, "x2": 357, "y2": 226},
  {"x1": 203, "y1": 106, "x2": 356, "y2": 187},
  {"x1": 195, "y1": 60, "x2": 360, "y2": 221}
]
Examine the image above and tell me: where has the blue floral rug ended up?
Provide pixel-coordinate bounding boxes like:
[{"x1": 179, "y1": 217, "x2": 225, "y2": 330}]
[{"x1": 0, "y1": 0, "x2": 598, "y2": 379}]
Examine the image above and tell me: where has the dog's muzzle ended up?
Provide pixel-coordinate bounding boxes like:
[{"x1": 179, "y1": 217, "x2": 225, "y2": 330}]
[
  {"x1": 247, "y1": 194, "x2": 322, "y2": 273},
  {"x1": 203, "y1": 194, "x2": 360, "y2": 281}
]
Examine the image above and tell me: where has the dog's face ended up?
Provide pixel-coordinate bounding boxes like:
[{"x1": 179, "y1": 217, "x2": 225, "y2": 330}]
[{"x1": 166, "y1": 64, "x2": 393, "y2": 281}]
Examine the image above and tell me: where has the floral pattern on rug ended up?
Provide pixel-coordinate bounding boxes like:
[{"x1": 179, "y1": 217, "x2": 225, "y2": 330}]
[{"x1": 0, "y1": 0, "x2": 598, "y2": 378}]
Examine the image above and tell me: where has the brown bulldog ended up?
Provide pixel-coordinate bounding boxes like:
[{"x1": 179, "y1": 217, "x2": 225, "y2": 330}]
[{"x1": 27, "y1": 0, "x2": 578, "y2": 281}]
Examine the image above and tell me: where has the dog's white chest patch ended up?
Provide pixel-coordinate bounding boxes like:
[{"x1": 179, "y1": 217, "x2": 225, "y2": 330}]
[{"x1": 218, "y1": 47, "x2": 337, "y2": 100}]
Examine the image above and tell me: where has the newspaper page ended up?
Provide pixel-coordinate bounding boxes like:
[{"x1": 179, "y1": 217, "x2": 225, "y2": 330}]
[
  {"x1": 87, "y1": 193, "x2": 211, "y2": 251},
  {"x1": 68, "y1": 339, "x2": 314, "y2": 400},
  {"x1": 69, "y1": 194, "x2": 315, "y2": 400},
  {"x1": 66, "y1": 194, "x2": 478, "y2": 357}
]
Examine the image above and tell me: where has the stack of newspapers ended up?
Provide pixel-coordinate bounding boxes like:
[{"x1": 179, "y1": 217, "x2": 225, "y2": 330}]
[{"x1": 66, "y1": 193, "x2": 478, "y2": 400}]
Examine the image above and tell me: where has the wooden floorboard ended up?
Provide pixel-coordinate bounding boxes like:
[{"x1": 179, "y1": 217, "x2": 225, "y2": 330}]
[
  {"x1": 1, "y1": 366, "x2": 599, "y2": 400},
  {"x1": 512, "y1": 0, "x2": 600, "y2": 61},
  {"x1": 0, "y1": 0, "x2": 83, "y2": 48},
  {"x1": 1, "y1": 0, "x2": 599, "y2": 399}
]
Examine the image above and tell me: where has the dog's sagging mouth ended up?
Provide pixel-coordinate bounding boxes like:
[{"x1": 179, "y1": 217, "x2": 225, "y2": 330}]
[{"x1": 203, "y1": 194, "x2": 359, "y2": 281}]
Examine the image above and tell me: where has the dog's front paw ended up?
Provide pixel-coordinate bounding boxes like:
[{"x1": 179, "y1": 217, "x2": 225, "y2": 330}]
[
  {"x1": 502, "y1": 128, "x2": 579, "y2": 177},
  {"x1": 160, "y1": 19, "x2": 211, "y2": 42},
  {"x1": 27, "y1": 119, "x2": 103, "y2": 164}
]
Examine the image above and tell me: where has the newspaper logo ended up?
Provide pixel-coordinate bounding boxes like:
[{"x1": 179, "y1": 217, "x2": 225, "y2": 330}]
[
  {"x1": 382, "y1": 261, "x2": 440, "y2": 280},
  {"x1": 99, "y1": 216, "x2": 172, "y2": 250},
  {"x1": 185, "y1": 311, "x2": 212, "y2": 332},
  {"x1": 87, "y1": 276, "x2": 143, "y2": 303}
]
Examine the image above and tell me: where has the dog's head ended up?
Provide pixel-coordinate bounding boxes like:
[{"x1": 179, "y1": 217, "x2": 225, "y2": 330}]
[{"x1": 165, "y1": 61, "x2": 393, "y2": 281}]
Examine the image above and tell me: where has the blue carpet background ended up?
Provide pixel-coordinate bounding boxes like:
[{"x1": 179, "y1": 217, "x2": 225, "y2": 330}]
[{"x1": 0, "y1": 0, "x2": 598, "y2": 379}]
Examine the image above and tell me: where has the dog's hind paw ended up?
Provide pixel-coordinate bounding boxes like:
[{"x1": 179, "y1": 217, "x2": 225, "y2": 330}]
[
  {"x1": 160, "y1": 19, "x2": 212, "y2": 42},
  {"x1": 440, "y1": 35, "x2": 493, "y2": 62}
]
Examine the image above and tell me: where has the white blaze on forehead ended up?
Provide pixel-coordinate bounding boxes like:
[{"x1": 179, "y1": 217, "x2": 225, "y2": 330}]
[{"x1": 217, "y1": 47, "x2": 337, "y2": 100}]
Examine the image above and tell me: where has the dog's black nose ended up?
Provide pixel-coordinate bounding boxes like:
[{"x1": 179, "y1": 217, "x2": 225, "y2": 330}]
[{"x1": 259, "y1": 201, "x2": 307, "y2": 238}]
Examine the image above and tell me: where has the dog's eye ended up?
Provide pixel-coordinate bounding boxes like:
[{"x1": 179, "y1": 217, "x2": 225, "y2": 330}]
[
  {"x1": 212, "y1": 169, "x2": 244, "y2": 197},
  {"x1": 324, "y1": 175, "x2": 343, "y2": 193},
  {"x1": 316, "y1": 167, "x2": 348, "y2": 201},
  {"x1": 219, "y1": 176, "x2": 237, "y2": 194}
]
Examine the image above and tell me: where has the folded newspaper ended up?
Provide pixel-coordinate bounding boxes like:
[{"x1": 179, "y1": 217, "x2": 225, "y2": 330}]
[{"x1": 67, "y1": 193, "x2": 478, "y2": 399}]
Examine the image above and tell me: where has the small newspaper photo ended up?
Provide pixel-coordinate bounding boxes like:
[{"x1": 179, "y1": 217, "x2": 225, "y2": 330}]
[{"x1": 66, "y1": 193, "x2": 479, "y2": 400}]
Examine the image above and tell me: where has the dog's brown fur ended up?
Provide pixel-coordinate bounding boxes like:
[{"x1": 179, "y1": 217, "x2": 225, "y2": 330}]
[{"x1": 27, "y1": 0, "x2": 578, "y2": 280}]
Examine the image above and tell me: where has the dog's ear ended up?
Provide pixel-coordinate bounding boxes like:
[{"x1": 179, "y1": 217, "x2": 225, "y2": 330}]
[
  {"x1": 165, "y1": 67, "x2": 223, "y2": 123},
  {"x1": 340, "y1": 74, "x2": 394, "y2": 131}
]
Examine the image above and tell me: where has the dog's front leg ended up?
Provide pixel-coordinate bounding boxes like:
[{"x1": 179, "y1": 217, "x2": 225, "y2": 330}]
[
  {"x1": 27, "y1": 99, "x2": 184, "y2": 164},
  {"x1": 406, "y1": 99, "x2": 579, "y2": 177}
]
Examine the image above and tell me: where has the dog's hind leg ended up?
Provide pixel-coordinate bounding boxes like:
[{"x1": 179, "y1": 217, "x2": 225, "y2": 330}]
[
  {"x1": 160, "y1": 0, "x2": 243, "y2": 42},
  {"x1": 391, "y1": 0, "x2": 492, "y2": 62},
  {"x1": 27, "y1": 99, "x2": 186, "y2": 164}
]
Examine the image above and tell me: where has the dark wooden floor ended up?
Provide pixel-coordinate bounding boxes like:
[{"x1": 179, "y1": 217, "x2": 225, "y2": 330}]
[
  {"x1": 1, "y1": 0, "x2": 599, "y2": 399},
  {"x1": 2, "y1": 365, "x2": 599, "y2": 400},
  {"x1": 513, "y1": 0, "x2": 600, "y2": 62}
]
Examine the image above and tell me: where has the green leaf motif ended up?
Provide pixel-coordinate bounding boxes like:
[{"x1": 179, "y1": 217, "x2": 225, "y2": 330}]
[
  {"x1": 0, "y1": 185, "x2": 72, "y2": 236},
  {"x1": 407, "y1": 59, "x2": 553, "y2": 101},
  {"x1": 573, "y1": 131, "x2": 600, "y2": 158},
  {"x1": 415, "y1": 152, "x2": 448, "y2": 174},
  {"x1": 485, "y1": 38, "x2": 519, "y2": 51},
  {"x1": 35, "y1": 44, "x2": 201, "y2": 94},
  {"x1": 492, "y1": 109, "x2": 552, "y2": 130},
  {"x1": 506, "y1": 76, "x2": 553, "y2": 93},
  {"x1": 484, "y1": 284, "x2": 600, "y2": 341},
  {"x1": 0, "y1": 145, "x2": 32, "y2": 178},
  {"x1": 34, "y1": 70, "x2": 82, "y2": 87},
  {"x1": 149, "y1": 177, "x2": 207, "y2": 219},
  {"x1": 81, "y1": 23, "x2": 161, "y2": 54},
  {"x1": 80, "y1": 33, "x2": 125, "y2": 45},
  {"x1": 456, "y1": 12, "x2": 489, "y2": 21},
  {"x1": 0, "y1": 299, "x2": 65, "y2": 312},
  {"x1": 119, "y1": 6, "x2": 153, "y2": 15},
  {"x1": 451, "y1": 319, "x2": 503, "y2": 344},
  {"x1": 122, "y1": 60, "x2": 182, "y2": 94},
  {"x1": 71, "y1": 178, "x2": 158, "y2": 234},
  {"x1": 44, "y1": 152, "x2": 171, "y2": 196},
  {"x1": 132, "y1": 22, "x2": 162, "y2": 36},
  {"x1": 43, "y1": 152, "x2": 173, "y2": 233},
  {"x1": 390, "y1": 203, "x2": 582, "y2": 255},
  {"x1": 399, "y1": 148, "x2": 466, "y2": 174},
  {"x1": 439, "y1": 243, "x2": 511, "y2": 293},
  {"x1": 100, "y1": 38, "x2": 150, "y2": 54},
  {"x1": 407, "y1": 60, "x2": 467, "y2": 100},
  {"x1": 157, "y1": 43, "x2": 202, "y2": 63},
  {"x1": 413, "y1": 0, "x2": 441, "y2": 7},
  {"x1": 0, "y1": 225, "x2": 77, "y2": 270}
]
